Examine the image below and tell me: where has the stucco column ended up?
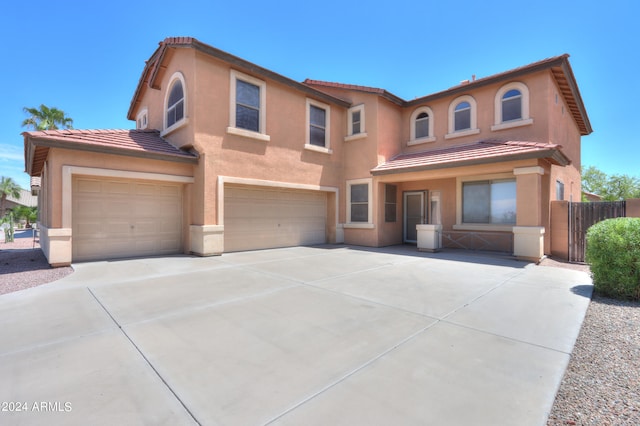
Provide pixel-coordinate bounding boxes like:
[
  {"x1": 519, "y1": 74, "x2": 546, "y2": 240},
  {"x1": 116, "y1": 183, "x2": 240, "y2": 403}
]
[
  {"x1": 513, "y1": 166, "x2": 545, "y2": 261},
  {"x1": 190, "y1": 225, "x2": 224, "y2": 256}
]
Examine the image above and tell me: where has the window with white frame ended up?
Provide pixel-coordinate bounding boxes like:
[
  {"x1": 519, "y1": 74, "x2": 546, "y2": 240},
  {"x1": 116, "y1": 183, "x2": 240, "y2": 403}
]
[
  {"x1": 136, "y1": 108, "x2": 148, "y2": 130},
  {"x1": 462, "y1": 179, "x2": 516, "y2": 224},
  {"x1": 306, "y1": 99, "x2": 331, "y2": 152},
  {"x1": 228, "y1": 70, "x2": 268, "y2": 139},
  {"x1": 492, "y1": 82, "x2": 532, "y2": 131},
  {"x1": 165, "y1": 73, "x2": 186, "y2": 131},
  {"x1": 346, "y1": 104, "x2": 366, "y2": 140},
  {"x1": 347, "y1": 179, "x2": 372, "y2": 225},
  {"x1": 446, "y1": 95, "x2": 478, "y2": 138},
  {"x1": 409, "y1": 106, "x2": 435, "y2": 145},
  {"x1": 556, "y1": 180, "x2": 565, "y2": 200}
]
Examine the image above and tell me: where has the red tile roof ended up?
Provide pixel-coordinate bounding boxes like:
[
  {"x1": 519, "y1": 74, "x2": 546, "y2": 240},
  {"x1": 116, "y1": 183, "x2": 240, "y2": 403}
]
[
  {"x1": 371, "y1": 140, "x2": 570, "y2": 175},
  {"x1": 24, "y1": 129, "x2": 198, "y2": 176},
  {"x1": 24, "y1": 129, "x2": 196, "y2": 159}
]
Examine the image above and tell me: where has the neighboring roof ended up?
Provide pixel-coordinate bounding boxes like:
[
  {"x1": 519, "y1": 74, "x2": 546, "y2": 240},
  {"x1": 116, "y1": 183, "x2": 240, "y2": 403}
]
[
  {"x1": 24, "y1": 129, "x2": 198, "y2": 176},
  {"x1": 127, "y1": 37, "x2": 351, "y2": 120},
  {"x1": 371, "y1": 140, "x2": 570, "y2": 176},
  {"x1": 6, "y1": 189, "x2": 38, "y2": 208},
  {"x1": 302, "y1": 80, "x2": 405, "y2": 106}
]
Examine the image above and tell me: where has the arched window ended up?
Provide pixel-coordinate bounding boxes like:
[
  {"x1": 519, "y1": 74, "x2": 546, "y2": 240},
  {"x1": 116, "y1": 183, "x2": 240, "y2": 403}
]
[
  {"x1": 446, "y1": 95, "x2": 479, "y2": 139},
  {"x1": 501, "y1": 89, "x2": 522, "y2": 122},
  {"x1": 415, "y1": 112, "x2": 430, "y2": 138},
  {"x1": 492, "y1": 82, "x2": 532, "y2": 131},
  {"x1": 167, "y1": 80, "x2": 184, "y2": 127},
  {"x1": 454, "y1": 101, "x2": 471, "y2": 131},
  {"x1": 408, "y1": 106, "x2": 435, "y2": 145},
  {"x1": 164, "y1": 72, "x2": 187, "y2": 132}
]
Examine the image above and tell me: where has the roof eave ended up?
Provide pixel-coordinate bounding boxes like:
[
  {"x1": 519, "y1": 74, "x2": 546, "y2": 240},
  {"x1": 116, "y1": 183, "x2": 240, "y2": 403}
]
[{"x1": 26, "y1": 137, "x2": 199, "y2": 170}]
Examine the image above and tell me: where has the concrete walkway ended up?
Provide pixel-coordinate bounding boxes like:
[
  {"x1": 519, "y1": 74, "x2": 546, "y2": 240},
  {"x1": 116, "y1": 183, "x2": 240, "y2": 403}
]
[{"x1": 0, "y1": 245, "x2": 592, "y2": 425}]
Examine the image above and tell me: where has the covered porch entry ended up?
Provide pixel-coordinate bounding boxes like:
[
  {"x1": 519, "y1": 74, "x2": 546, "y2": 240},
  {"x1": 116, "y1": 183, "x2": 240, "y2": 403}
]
[{"x1": 371, "y1": 140, "x2": 573, "y2": 261}]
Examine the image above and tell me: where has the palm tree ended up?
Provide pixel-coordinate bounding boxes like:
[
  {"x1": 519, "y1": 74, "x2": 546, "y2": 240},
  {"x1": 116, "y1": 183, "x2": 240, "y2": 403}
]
[
  {"x1": 0, "y1": 176, "x2": 21, "y2": 218},
  {"x1": 11, "y1": 206, "x2": 38, "y2": 228},
  {"x1": 22, "y1": 104, "x2": 74, "y2": 131}
]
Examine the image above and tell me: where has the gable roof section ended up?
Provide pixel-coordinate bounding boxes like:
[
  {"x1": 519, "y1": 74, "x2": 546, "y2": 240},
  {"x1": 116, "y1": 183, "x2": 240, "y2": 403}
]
[
  {"x1": 405, "y1": 54, "x2": 592, "y2": 136},
  {"x1": 371, "y1": 140, "x2": 570, "y2": 176},
  {"x1": 24, "y1": 129, "x2": 198, "y2": 176},
  {"x1": 303, "y1": 80, "x2": 405, "y2": 106},
  {"x1": 127, "y1": 37, "x2": 351, "y2": 120},
  {"x1": 304, "y1": 55, "x2": 592, "y2": 136}
]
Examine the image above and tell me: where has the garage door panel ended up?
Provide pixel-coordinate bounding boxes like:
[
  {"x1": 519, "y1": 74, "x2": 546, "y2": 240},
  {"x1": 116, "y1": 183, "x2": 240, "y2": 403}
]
[
  {"x1": 224, "y1": 185, "x2": 327, "y2": 252},
  {"x1": 73, "y1": 177, "x2": 183, "y2": 262}
]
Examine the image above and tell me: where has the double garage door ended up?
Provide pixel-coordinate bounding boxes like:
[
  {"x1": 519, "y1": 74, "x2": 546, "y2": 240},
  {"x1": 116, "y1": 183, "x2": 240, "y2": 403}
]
[
  {"x1": 224, "y1": 185, "x2": 328, "y2": 252},
  {"x1": 72, "y1": 177, "x2": 183, "y2": 262}
]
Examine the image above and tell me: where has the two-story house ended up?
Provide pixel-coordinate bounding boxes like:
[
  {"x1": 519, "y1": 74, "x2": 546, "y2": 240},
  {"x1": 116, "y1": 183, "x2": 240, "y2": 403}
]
[{"x1": 24, "y1": 37, "x2": 591, "y2": 266}]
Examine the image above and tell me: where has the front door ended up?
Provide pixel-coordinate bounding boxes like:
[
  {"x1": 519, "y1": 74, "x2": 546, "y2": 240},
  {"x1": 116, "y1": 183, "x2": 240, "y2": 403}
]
[{"x1": 404, "y1": 191, "x2": 427, "y2": 243}]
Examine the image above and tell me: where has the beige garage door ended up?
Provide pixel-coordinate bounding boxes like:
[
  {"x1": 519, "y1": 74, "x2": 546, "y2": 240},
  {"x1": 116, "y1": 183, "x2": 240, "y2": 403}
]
[
  {"x1": 72, "y1": 177, "x2": 183, "y2": 262},
  {"x1": 224, "y1": 185, "x2": 327, "y2": 252}
]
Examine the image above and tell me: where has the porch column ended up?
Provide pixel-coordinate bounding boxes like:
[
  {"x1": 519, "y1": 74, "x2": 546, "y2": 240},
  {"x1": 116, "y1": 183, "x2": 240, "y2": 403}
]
[{"x1": 513, "y1": 166, "x2": 545, "y2": 261}]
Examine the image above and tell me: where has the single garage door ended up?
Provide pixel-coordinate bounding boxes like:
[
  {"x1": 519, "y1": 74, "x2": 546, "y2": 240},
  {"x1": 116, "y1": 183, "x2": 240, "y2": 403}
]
[
  {"x1": 72, "y1": 177, "x2": 183, "y2": 262},
  {"x1": 224, "y1": 185, "x2": 327, "y2": 252}
]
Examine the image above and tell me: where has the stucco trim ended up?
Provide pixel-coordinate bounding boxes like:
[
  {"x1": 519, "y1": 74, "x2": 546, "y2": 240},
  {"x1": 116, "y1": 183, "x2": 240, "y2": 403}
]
[
  {"x1": 217, "y1": 176, "x2": 339, "y2": 229},
  {"x1": 61, "y1": 166, "x2": 194, "y2": 229}
]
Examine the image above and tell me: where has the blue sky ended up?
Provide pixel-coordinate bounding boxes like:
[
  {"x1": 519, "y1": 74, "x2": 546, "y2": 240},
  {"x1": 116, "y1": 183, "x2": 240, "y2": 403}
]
[{"x1": 1, "y1": 0, "x2": 638, "y2": 190}]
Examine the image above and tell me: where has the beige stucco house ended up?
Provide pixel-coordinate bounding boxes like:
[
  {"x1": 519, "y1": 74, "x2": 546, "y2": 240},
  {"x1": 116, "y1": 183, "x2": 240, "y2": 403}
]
[{"x1": 23, "y1": 37, "x2": 591, "y2": 266}]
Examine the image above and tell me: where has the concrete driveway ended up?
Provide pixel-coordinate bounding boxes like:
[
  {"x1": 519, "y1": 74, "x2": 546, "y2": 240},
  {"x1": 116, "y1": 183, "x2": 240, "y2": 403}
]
[{"x1": 0, "y1": 245, "x2": 592, "y2": 426}]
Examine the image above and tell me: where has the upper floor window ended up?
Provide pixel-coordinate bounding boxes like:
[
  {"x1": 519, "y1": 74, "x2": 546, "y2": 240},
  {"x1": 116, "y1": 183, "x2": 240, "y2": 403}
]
[
  {"x1": 345, "y1": 104, "x2": 367, "y2": 141},
  {"x1": 446, "y1": 95, "x2": 479, "y2": 139},
  {"x1": 492, "y1": 82, "x2": 533, "y2": 131},
  {"x1": 454, "y1": 102, "x2": 471, "y2": 131},
  {"x1": 136, "y1": 108, "x2": 148, "y2": 130},
  {"x1": 305, "y1": 99, "x2": 332, "y2": 154},
  {"x1": 163, "y1": 72, "x2": 187, "y2": 134},
  {"x1": 228, "y1": 70, "x2": 269, "y2": 141},
  {"x1": 167, "y1": 78, "x2": 184, "y2": 128},
  {"x1": 408, "y1": 106, "x2": 435, "y2": 145},
  {"x1": 502, "y1": 89, "x2": 522, "y2": 121}
]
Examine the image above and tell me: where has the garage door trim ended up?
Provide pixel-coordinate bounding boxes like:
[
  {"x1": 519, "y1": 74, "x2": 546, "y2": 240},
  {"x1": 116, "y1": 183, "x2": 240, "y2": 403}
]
[
  {"x1": 217, "y1": 176, "x2": 339, "y2": 228},
  {"x1": 62, "y1": 165, "x2": 194, "y2": 229}
]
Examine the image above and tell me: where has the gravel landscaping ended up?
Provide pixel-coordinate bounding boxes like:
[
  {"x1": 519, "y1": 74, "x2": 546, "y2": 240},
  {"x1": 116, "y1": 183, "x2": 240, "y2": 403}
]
[{"x1": 1, "y1": 233, "x2": 638, "y2": 424}]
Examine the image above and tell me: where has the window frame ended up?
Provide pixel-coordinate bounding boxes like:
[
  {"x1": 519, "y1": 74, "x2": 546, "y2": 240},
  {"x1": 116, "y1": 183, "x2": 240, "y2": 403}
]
[
  {"x1": 446, "y1": 95, "x2": 479, "y2": 139},
  {"x1": 345, "y1": 104, "x2": 367, "y2": 141},
  {"x1": 455, "y1": 174, "x2": 516, "y2": 231},
  {"x1": 305, "y1": 98, "x2": 332, "y2": 154},
  {"x1": 227, "y1": 70, "x2": 270, "y2": 142},
  {"x1": 556, "y1": 180, "x2": 565, "y2": 200},
  {"x1": 408, "y1": 106, "x2": 435, "y2": 145},
  {"x1": 461, "y1": 178, "x2": 516, "y2": 226},
  {"x1": 162, "y1": 72, "x2": 187, "y2": 136},
  {"x1": 345, "y1": 178, "x2": 373, "y2": 228},
  {"x1": 491, "y1": 82, "x2": 533, "y2": 131},
  {"x1": 385, "y1": 184, "x2": 397, "y2": 222},
  {"x1": 136, "y1": 108, "x2": 148, "y2": 130}
]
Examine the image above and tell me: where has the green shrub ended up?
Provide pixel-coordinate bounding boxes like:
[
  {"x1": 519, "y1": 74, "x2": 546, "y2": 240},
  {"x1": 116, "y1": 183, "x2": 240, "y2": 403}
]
[{"x1": 586, "y1": 217, "x2": 640, "y2": 300}]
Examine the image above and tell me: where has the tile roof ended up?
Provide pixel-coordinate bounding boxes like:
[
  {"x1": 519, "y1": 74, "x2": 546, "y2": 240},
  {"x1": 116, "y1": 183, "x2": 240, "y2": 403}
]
[
  {"x1": 303, "y1": 80, "x2": 405, "y2": 105},
  {"x1": 24, "y1": 129, "x2": 198, "y2": 176},
  {"x1": 371, "y1": 140, "x2": 570, "y2": 175}
]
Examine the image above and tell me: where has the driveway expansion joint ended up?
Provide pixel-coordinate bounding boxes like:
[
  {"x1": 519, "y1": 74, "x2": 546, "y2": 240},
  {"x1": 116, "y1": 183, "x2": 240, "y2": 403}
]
[{"x1": 87, "y1": 287, "x2": 202, "y2": 426}]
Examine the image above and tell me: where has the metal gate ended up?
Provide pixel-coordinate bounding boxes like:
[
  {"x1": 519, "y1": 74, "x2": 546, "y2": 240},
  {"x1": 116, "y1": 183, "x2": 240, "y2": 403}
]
[{"x1": 569, "y1": 201, "x2": 626, "y2": 262}]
